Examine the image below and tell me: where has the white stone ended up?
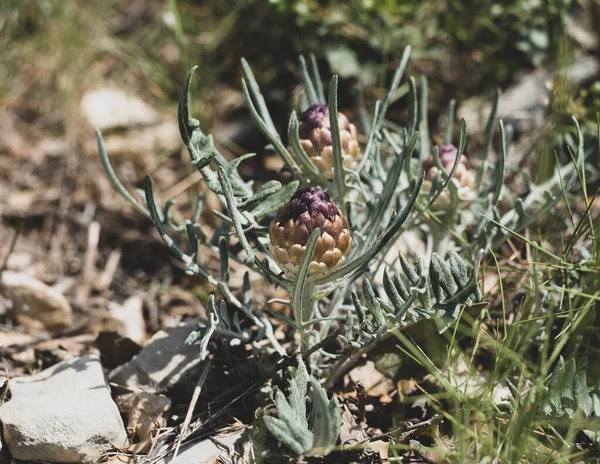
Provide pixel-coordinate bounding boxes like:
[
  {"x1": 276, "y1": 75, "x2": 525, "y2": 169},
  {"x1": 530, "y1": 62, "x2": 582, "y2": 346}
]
[
  {"x1": 0, "y1": 355, "x2": 128, "y2": 463},
  {"x1": 81, "y1": 88, "x2": 160, "y2": 130},
  {"x1": 1, "y1": 271, "x2": 72, "y2": 331},
  {"x1": 108, "y1": 295, "x2": 146, "y2": 344},
  {"x1": 109, "y1": 319, "x2": 204, "y2": 393}
]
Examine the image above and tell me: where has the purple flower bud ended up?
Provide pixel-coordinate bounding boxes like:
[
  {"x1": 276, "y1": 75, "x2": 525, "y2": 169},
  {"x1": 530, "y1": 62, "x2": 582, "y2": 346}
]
[
  {"x1": 296, "y1": 104, "x2": 361, "y2": 180},
  {"x1": 269, "y1": 187, "x2": 352, "y2": 276},
  {"x1": 422, "y1": 144, "x2": 476, "y2": 209}
]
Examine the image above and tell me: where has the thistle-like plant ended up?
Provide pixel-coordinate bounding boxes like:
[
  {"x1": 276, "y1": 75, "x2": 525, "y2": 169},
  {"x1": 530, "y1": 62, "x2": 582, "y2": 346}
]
[{"x1": 96, "y1": 46, "x2": 588, "y2": 457}]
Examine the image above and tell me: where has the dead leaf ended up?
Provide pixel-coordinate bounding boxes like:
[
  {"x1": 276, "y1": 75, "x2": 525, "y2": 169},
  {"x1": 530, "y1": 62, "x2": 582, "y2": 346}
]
[{"x1": 116, "y1": 391, "x2": 171, "y2": 455}]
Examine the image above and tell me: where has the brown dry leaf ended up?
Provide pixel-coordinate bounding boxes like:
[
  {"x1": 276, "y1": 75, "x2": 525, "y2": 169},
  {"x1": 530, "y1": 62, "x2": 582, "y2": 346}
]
[
  {"x1": 339, "y1": 404, "x2": 368, "y2": 446},
  {"x1": 348, "y1": 361, "x2": 396, "y2": 403},
  {"x1": 397, "y1": 379, "x2": 419, "y2": 402},
  {"x1": 116, "y1": 392, "x2": 171, "y2": 455}
]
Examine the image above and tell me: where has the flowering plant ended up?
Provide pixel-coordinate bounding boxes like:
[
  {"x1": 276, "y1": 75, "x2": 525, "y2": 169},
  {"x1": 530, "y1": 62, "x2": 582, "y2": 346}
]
[{"x1": 96, "y1": 47, "x2": 585, "y2": 459}]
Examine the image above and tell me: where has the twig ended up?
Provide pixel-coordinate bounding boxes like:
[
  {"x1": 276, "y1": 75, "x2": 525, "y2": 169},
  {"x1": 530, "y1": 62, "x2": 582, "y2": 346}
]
[
  {"x1": 0, "y1": 227, "x2": 21, "y2": 275},
  {"x1": 275, "y1": 324, "x2": 347, "y2": 372},
  {"x1": 173, "y1": 358, "x2": 213, "y2": 460}
]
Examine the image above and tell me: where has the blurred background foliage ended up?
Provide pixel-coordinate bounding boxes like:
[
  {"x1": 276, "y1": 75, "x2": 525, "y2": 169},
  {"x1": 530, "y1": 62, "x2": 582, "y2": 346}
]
[{"x1": 3, "y1": 0, "x2": 597, "y2": 139}]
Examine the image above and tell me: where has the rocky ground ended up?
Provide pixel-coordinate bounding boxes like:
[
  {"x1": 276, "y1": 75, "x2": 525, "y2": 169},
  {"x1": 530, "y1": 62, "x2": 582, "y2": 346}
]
[{"x1": 1, "y1": 18, "x2": 599, "y2": 460}]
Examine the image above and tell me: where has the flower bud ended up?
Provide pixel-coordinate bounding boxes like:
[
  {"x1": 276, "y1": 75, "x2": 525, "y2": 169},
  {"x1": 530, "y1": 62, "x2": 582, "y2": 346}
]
[
  {"x1": 298, "y1": 104, "x2": 360, "y2": 180},
  {"x1": 422, "y1": 144, "x2": 476, "y2": 209},
  {"x1": 269, "y1": 187, "x2": 352, "y2": 276}
]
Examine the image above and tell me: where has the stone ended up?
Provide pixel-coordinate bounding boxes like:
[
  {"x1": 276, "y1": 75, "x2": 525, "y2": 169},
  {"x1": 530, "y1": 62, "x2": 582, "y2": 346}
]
[
  {"x1": 157, "y1": 430, "x2": 244, "y2": 464},
  {"x1": 1, "y1": 271, "x2": 72, "y2": 331},
  {"x1": 108, "y1": 295, "x2": 146, "y2": 345},
  {"x1": 0, "y1": 355, "x2": 128, "y2": 463},
  {"x1": 109, "y1": 319, "x2": 203, "y2": 393},
  {"x1": 458, "y1": 55, "x2": 600, "y2": 135},
  {"x1": 81, "y1": 88, "x2": 160, "y2": 130}
]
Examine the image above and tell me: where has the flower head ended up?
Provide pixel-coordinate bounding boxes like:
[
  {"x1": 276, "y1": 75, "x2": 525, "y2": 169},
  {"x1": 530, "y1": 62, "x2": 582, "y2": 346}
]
[
  {"x1": 269, "y1": 187, "x2": 352, "y2": 276},
  {"x1": 422, "y1": 144, "x2": 476, "y2": 209},
  {"x1": 298, "y1": 104, "x2": 360, "y2": 180}
]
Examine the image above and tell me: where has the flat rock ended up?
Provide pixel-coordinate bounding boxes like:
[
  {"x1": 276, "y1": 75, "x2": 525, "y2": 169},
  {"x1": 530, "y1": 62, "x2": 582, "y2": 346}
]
[
  {"x1": 0, "y1": 355, "x2": 128, "y2": 463},
  {"x1": 109, "y1": 319, "x2": 203, "y2": 393},
  {"x1": 1, "y1": 271, "x2": 72, "y2": 331},
  {"x1": 458, "y1": 55, "x2": 600, "y2": 135},
  {"x1": 157, "y1": 430, "x2": 244, "y2": 464},
  {"x1": 108, "y1": 295, "x2": 146, "y2": 345},
  {"x1": 81, "y1": 88, "x2": 160, "y2": 130}
]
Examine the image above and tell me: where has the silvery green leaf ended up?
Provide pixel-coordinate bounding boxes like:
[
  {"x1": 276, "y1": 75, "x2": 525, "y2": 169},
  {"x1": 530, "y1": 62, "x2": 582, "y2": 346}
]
[
  {"x1": 476, "y1": 88, "x2": 500, "y2": 189},
  {"x1": 240, "y1": 58, "x2": 277, "y2": 133},
  {"x1": 351, "y1": 291, "x2": 371, "y2": 331},
  {"x1": 328, "y1": 75, "x2": 347, "y2": 201},
  {"x1": 299, "y1": 55, "x2": 319, "y2": 105},
  {"x1": 288, "y1": 111, "x2": 324, "y2": 181},
  {"x1": 392, "y1": 273, "x2": 410, "y2": 301},
  {"x1": 291, "y1": 229, "x2": 320, "y2": 325},
  {"x1": 217, "y1": 167, "x2": 255, "y2": 264},
  {"x1": 309, "y1": 54, "x2": 326, "y2": 103},
  {"x1": 184, "y1": 313, "x2": 218, "y2": 361},
  {"x1": 546, "y1": 357, "x2": 567, "y2": 415},
  {"x1": 448, "y1": 251, "x2": 468, "y2": 287},
  {"x1": 400, "y1": 253, "x2": 420, "y2": 287},
  {"x1": 288, "y1": 361, "x2": 310, "y2": 428},
  {"x1": 250, "y1": 180, "x2": 300, "y2": 217},
  {"x1": 192, "y1": 133, "x2": 218, "y2": 169},
  {"x1": 239, "y1": 180, "x2": 282, "y2": 210},
  {"x1": 433, "y1": 301, "x2": 462, "y2": 334},
  {"x1": 383, "y1": 268, "x2": 405, "y2": 312},
  {"x1": 309, "y1": 377, "x2": 340, "y2": 455},
  {"x1": 363, "y1": 279, "x2": 385, "y2": 329},
  {"x1": 179, "y1": 67, "x2": 250, "y2": 197},
  {"x1": 178, "y1": 66, "x2": 209, "y2": 167},
  {"x1": 242, "y1": 78, "x2": 301, "y2": 177},
  {"x1": 429, "y1": 254, "x2": 446, "y2": 302},
  {"x1": 591, "y1": 384, "x2": 600, "y2": 417},
  {"x1": 263, "y1": 390, "x2": 313, "y2": 456},
  {"x1": 219, "y1": 237, "x2": 230, "y2": 285},
  {"x1": 431, "y1": 253, "x2": 458, "y2": 300},
  {"x1": 574, "y1": 358, "x2": 592, "y2": 417},
  {"x1": 218, "y1": 300, "x2": 231, "y2": 330}
]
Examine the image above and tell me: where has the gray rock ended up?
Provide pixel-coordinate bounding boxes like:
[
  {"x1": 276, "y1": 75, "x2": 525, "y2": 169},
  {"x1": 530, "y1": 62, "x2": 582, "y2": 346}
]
[
  {"x1": 109, "y1": 319, "x2": 203, "y2": 393},
  {"x1": 157, "y1": 430, "x2": 244, "y2": 464},
  {"x1": 0, "y1": 355, "x2": 128, "y2": 463},
  {"x1": 458, "y1": 55, "x2": 600, "y2": 135}
]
